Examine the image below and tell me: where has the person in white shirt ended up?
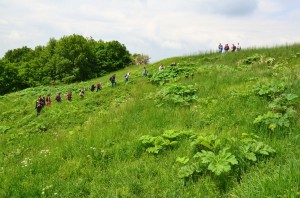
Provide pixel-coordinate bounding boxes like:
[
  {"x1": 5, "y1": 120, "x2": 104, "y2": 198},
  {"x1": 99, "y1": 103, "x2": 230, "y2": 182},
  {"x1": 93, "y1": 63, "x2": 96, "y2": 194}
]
[{"x1": 237, "y1": 43, "x2": 241, "y2": 51}]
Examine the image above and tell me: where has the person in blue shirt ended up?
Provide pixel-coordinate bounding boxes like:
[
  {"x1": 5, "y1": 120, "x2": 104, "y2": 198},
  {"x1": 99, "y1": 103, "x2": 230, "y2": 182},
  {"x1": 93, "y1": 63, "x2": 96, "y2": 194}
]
[{"x1": 218, "y1": 43, "x2": 223, "y2": 53}]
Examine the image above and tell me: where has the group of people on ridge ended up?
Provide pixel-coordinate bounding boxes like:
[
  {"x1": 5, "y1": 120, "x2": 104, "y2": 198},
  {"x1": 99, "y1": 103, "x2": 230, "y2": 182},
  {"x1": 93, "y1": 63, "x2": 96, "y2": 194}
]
[
  {"x1": 218, "y1": 43, "x2": 241, "y2": 53},
  {"x1": 35, "y1": 66, "x2": 149, "y2": 116}
]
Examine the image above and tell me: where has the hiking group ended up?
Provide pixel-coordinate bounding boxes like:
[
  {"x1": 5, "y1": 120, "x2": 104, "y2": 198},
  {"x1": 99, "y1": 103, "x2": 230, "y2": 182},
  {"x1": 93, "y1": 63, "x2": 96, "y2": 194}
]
[
  {"x1": 218, "y1": 43, "x2": 241, "y2": 53},
  {"x1": 35, "y1": 66, "x2": 149, "y2": 116},
  {"x1": 35, "y1": 94, "x2": 51, "y2": 116}
]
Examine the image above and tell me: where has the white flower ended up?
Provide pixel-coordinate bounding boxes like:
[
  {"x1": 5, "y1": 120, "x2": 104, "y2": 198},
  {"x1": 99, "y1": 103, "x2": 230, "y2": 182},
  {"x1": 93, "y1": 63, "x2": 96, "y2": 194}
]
[
  {"x1": 21, "y1": 157, "x2": 32, "y2": 167},
  {"x1": 40, "y1": 149, "x2": 50, "y2": 156}
]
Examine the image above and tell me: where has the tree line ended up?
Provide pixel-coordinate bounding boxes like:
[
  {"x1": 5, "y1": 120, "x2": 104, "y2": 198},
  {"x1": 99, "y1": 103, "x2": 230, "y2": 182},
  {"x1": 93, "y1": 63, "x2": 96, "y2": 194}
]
[{"x1": 0, "y1": 34, "x2": 150, "y2": 95}]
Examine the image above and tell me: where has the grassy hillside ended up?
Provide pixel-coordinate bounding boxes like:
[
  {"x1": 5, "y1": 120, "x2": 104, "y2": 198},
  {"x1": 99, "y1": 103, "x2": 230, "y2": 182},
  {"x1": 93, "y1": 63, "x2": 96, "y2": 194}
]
[{"x1": 1, "y1": 44, "x2": 300, "y2": 197}]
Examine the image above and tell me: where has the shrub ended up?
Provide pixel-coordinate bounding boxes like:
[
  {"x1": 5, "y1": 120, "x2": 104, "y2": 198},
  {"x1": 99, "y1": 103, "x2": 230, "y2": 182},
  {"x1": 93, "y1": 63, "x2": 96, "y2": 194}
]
[{"x1": 154, "y1": 84, "x2": 198, "y2": 106}]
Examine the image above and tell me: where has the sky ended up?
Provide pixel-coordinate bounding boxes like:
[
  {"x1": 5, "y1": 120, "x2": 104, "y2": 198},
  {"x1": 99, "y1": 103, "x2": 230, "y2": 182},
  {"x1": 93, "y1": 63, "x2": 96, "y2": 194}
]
[{"x1": 0, "y1": 0, "x2": 300, "y2": 62}]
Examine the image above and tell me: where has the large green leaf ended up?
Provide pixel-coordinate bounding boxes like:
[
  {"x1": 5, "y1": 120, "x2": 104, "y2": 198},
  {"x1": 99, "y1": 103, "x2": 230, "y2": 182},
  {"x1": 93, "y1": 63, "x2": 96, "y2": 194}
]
[
  {"x1": 178, "y1": 164, "x2": 195, "y2": 179},
  {"x1": 176, "y1": 157, "x2": 190, "y2": 165},
  {"x1": 198, "y1": 149, "x2": 238, "y2": 176}
]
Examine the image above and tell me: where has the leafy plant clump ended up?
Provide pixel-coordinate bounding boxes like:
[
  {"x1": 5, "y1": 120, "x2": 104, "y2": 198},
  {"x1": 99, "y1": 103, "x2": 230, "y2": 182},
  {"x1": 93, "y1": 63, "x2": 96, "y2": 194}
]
[
  {"x1": 252, "y1": 81, "x2": 286, "y2": 99},
  {"x1": 154, "y1": 84, "x2": 198, "y2": 106},
  {"x1": 253, "y1": 108, "x2": 296, "y2": 131},
  {"x1": 148, "y1": 66, "x2": 194, "y2": 85},
  {"x1": 241, "y1": 54, "x2": 263, "y2": 65},
  {"x1": 139, "y1": 130, "x2": 194, "y2": 154},
  {"x1": 177, "y1": 133, "x2": 275, "y2": 189},
  {"x1": 240, "y1": 54, "x2": 275, "y2": 66},
  {"x1": 253, "y1": 81, "x2": 298, "y2": 132}
]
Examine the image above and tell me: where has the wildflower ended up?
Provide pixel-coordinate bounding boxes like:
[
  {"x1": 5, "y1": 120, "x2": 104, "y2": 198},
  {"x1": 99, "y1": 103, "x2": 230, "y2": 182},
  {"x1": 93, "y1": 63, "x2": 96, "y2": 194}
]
[
  {"x1": 90, "y1": 147, "x2": 96, "y2": 151},
  {"x1": 40, "y1": 149, "x2": 50, "y2": 156},
  {"x1": 21, "y1": 157, "x2": 32, "y2": 167}
]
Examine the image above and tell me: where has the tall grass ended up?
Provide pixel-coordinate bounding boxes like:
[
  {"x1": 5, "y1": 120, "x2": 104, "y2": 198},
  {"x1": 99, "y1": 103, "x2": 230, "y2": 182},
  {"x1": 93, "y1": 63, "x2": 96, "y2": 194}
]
[{"x1": 0, "y1": 44, "x2": 300, "y2": 197}]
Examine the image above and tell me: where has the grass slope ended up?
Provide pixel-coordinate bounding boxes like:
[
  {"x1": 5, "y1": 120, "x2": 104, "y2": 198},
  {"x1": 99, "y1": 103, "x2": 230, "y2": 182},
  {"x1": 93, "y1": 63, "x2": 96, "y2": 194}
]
[{"x1": 1, "y1": 44, "x2": 300, "y2": 197}]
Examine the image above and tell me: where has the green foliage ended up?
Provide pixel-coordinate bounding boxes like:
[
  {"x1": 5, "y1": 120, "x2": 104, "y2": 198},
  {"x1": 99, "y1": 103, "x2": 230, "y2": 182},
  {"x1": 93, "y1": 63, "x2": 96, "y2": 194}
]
[
  {"x1": 154, "y1": 84, "x2": 198, "y2": 106},
  {"x1": 148, "y1": 66, "x2": 194, "y2": 85},
  {"x1": 196, "y1": 148, "x2": 238, "y2": 176},
  {"x1": 95, "y1": 40, "x2": 131, "y2": 72},
  {"x1": 178, "y1": 133, "x2": 275, "y2": 188},
  {"x1": 253, "y1": 81, "x2": 298, "y2": 132},
  {"x1": 0, "y1": 60, "x2": 21, "y2": 94},
  {"x1": 53, "y1": 34, "x2": 97, "y2": 81},
  {"x1": 252, "y1": 81, "x2": 286, "y2": 99},
  {"x1": 0, "y1": 126, "x2": 10, "y2": 134},
  {"x1": 253, "y1": 108, "x2": 296, "y2": 131},
  {"x1": 139, "y1": 130, "x2": 194, "y2": 154},
  {"x1": 241, "y1": 54, "x2": 262, "y2": 65},
  {"x1": 0, "y1": 35, "x2": 132, "y2": 95},
  {"x1": 190, "y1": 134, "x2": 221, "y2": 152},
  {"x1": 3, "y1": 46, "x2": 33, "y2": 63},
  {"x1": 0, "y1": 44, "x2": 300, "y2": 197},
  {"x1": 268, "y1": 93, "x2": 298, "y2": 113}
]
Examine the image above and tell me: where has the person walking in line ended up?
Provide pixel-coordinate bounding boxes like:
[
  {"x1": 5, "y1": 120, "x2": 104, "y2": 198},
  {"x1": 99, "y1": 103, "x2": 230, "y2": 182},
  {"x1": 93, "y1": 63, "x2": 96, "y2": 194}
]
[
  {"x1": 231, "y1": 44, "x2": 237, "y2": 52},
  {"x1": 35, "y1": 96, "x2": 43, "y2": 116},
  {"x1": 90, "y1": 84, "x2": 95, "y2": 92},
  {"x1": 218, "y1": 43, "x2": 223, "y2": 53},
  {"x1": 237, "y1": 43, "x2": 241, "y2": 51},
  {"x1": 142, "y1": 67, "x2": 148, "y2": 76},
  {"x1": 45, "y1": 94, "x2": 51, "y2": 106},
  {"x1": 159, "y1": 65, "x2": 165, "y2": 71},
  {"x1": 96, "y1": 82, "x2": 102, "y2": 92},
  {"x1": 125, "y1": 72, "x2": 130, "y2": 83},
  {"x1": 110, "y1": 74, "x2": 116, "y2": 87},
  {"x1": 41, "y1": 96, "x2": 46, "y2": 107},
  {"x1": 79, "y1": 88, "x2": 85, "y2": 98},
  {"x1": 66, "y1": 92, "x2": 72, "y2": 101},
  {"x1": 55, "y1": 93, "x2": 62, "y2": 102},
  {"x1": 224, "y1": 44, "x2": 230, "y2": 52}
]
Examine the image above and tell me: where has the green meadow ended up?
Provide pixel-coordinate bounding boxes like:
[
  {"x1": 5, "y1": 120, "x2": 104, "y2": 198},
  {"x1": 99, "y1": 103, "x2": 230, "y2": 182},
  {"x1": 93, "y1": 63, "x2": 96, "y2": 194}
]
[{"x1": 1, "y1": 44, "x2": 300, "y2": 197}]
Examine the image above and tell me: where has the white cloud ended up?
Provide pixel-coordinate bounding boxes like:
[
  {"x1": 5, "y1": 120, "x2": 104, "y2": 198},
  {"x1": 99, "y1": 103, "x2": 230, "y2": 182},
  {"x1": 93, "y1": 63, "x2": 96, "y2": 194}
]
[
  {"x1": 193, "y1": 0, "x2": 259, "y2": 16},
  {"x1": 0, "y1": 0, "x2": 300, "y2": 61},
  {"x1": 258, "y1": 0, "x2": 283, "y2": 13},
  {"x1": 7, "y1": 31, "x2": 21, "y2": 40},
  {"x1": 0, "y1": 19, "x2": 8, "y2": 25}
]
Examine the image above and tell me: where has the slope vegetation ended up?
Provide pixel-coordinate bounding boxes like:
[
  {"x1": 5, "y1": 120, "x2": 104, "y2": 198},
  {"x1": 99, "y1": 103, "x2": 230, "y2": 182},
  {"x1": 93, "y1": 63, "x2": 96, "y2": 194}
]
[{"x1": 1, "y1": 44, "x2": 300, "y2": 197}]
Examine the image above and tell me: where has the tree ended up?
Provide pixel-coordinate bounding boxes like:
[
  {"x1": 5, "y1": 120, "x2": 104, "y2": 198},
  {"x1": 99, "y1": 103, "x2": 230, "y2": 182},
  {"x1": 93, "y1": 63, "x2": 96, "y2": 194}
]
[
  {"x1": 3, "y1": 46, "x2": 33, "y2": 64},
  {"x1": 0, "y1": 60, "x2": 21, "y2": 95},
  {"x1": 54, "y1": 34, "x2": 96, "y2": 81},
  {"x1": 0, "y1": 34, "x2": 133, "y2": 94},
  {"x1": 95, "y1": 40, "x2": 131, "y2": 72},
  {"x1": 131, "y1": 53, "x2": 150, "y2": 65}
]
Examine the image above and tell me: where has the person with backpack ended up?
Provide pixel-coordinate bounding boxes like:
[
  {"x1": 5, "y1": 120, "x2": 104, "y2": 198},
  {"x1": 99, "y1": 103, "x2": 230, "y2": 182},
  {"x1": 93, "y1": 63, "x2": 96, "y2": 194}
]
[
  {"x1": 45, "y1": 94, "x2": 51, "y2": 106},
  {"x1": 224, "y1": 44, "x2": 230, "y2": 52},
  {"x1": 232, "y1": 44, "x2": 237, "y2": 52},
  {"x1": 41, "y1": 96, "x2": 46, "y2": 107},
  {"x1": 55, "y1": 93, "x2": 62, "y2": 102},
  {"x1": 35, "y1": 96, "x2": 43, "y2": 116},
  {"x1": 110, "y1": 74, "x2": 116, "y2": 87},
  {"x1": 96, "y1": 82, "x2": 102, "y2": 92},
  {"x1": 124, "y1": 72, "x2": 130, "y2": 83},
  {"x1": 79, "y1": 88, "x2": 85, "y2": 98},
  {"x1": 90, "y1": 84, "x2": 95, "y2": 92},
  {"x1": 66, "y1": 92, "x2": 72, "y2": 101}
]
